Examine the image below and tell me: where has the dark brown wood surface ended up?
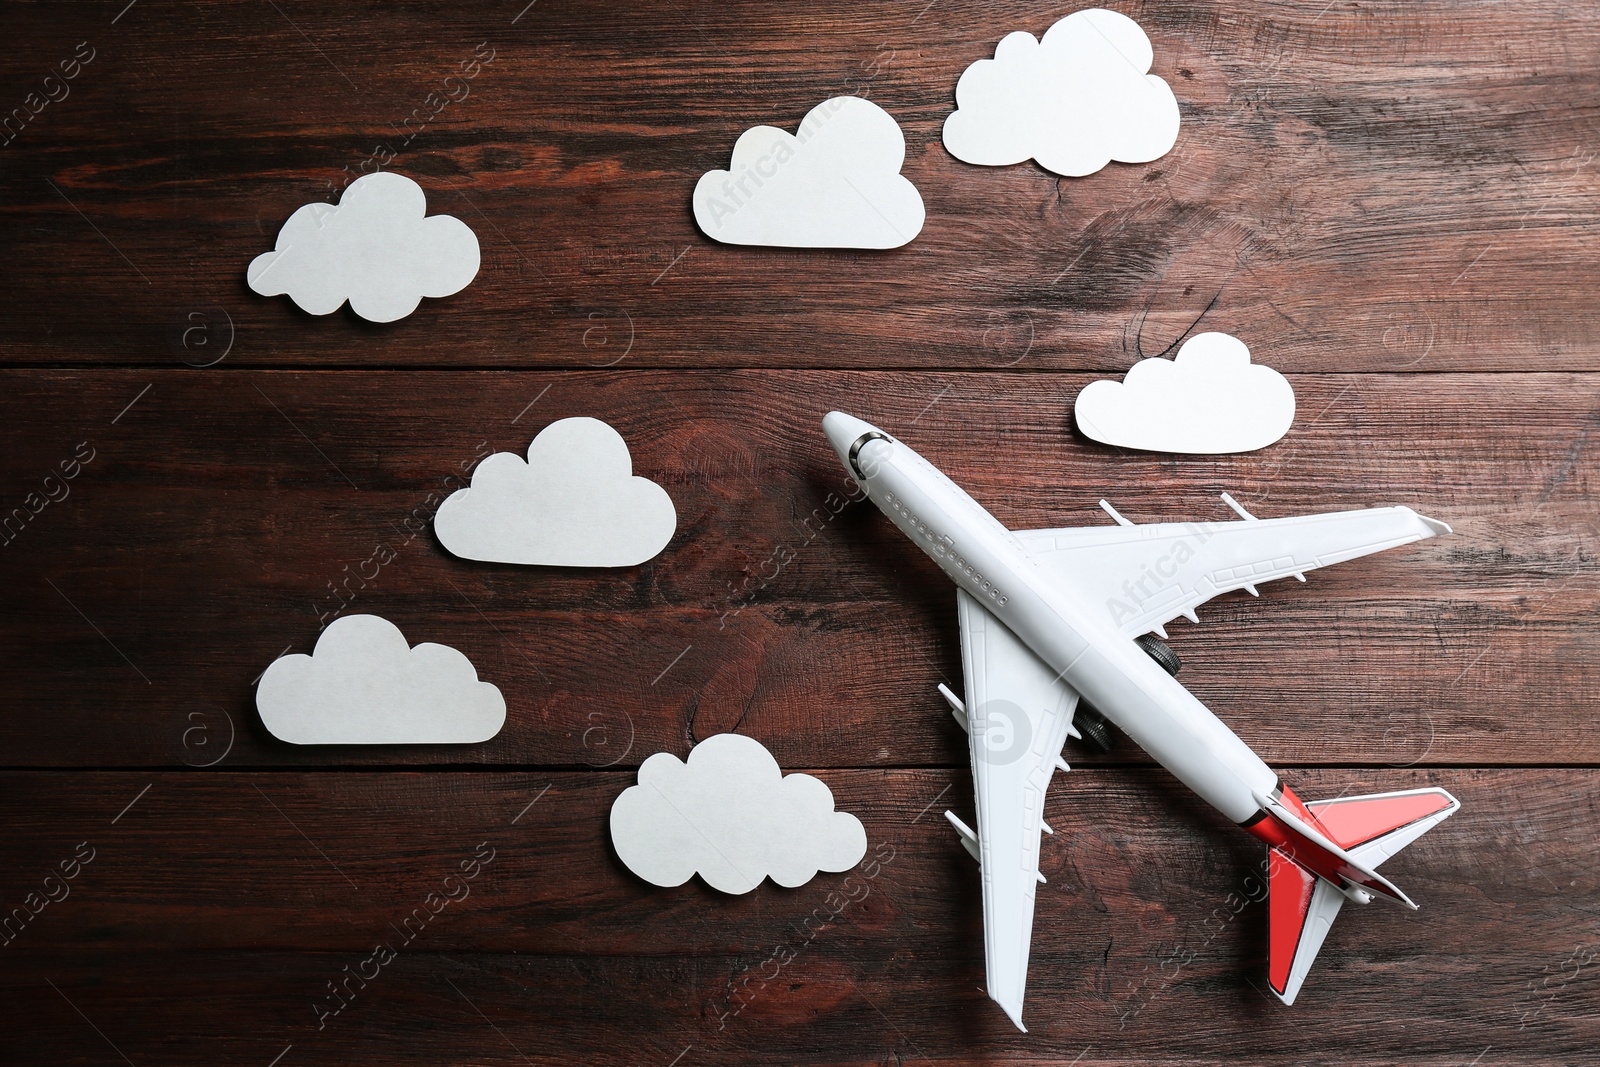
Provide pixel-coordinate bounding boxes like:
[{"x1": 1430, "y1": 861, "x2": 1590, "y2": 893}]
[
  {"x1": 1, "y1": 1, "x2": 1596, "y2": 1065},
  {"x1": 2, "y1": 769, "x2": 1597, "y2": 1065}
]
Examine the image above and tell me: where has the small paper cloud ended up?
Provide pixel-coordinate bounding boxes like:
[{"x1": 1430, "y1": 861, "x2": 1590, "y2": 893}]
[
  {"x1": 693, "y1": 95, "x2": 925, "y2": 249},
  {"x1": 247, "y1": 172, "x2": 480, "y2": 323},
  {"x1": 943, "y1": 8, "x2": 1180, "y2": 178},
  {"x1": 1074, "y1": 332, "x2": 1295, "y2": 453},
  {"x1": 610, "y1": 734, "x2": 867, "y2": 894},
  {"x1": 257, "y1": 614, "x2": 506, "y2": 744},
  {"x1": 434, "y1": 417, "x2": 676, "y2": 567}
]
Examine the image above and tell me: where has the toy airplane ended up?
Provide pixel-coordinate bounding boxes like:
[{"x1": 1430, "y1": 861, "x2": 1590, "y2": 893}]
[{"x1": 822, "y1": 411, "x2": 1460, "y2": 1030}]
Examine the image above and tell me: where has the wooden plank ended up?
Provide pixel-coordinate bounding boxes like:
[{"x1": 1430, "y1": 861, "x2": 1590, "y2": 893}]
[
  {"x1": 1, "y1": 369, "x2": 1593, "y2": 767},
  {"x1": 1, "y1": 2, "x2": 1598, "y2": 370},
  {"x1": 0, "y1": 769, "x2": 1593, "y2": 1064}
]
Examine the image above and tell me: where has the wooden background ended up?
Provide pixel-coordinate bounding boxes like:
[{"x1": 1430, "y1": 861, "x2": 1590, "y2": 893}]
[{"x1": 2, "y1": 1, "x2": 1597, "y2": 1064}]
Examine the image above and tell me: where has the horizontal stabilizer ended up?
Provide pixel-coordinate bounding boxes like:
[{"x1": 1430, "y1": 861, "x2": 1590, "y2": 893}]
[{"x1": 1308, "y1": 787, "x2": 1459, "y2": 865}]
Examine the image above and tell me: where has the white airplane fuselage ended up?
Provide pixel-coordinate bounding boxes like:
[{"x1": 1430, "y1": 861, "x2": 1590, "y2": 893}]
[{"x1": 826, "y1": 413, "x2": 1278, "y2": 825}]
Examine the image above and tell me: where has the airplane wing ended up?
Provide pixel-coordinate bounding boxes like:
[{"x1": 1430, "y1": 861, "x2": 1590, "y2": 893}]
[
  {"x1": 945, "y1": 588, "x2": 1080, "y2": 1032},
  {"x1": 1014, "y1": 500, "x2": 1449, "y2": 639}
]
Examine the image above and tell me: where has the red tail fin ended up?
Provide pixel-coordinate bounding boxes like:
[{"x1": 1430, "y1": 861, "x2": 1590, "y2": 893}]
[
  {"x1": 1261, "y1": 787, "x2": 1460, "y2": 1004},
  {"x1": 1246, "y1": 786, "x2": 1414, "y2": 907}
]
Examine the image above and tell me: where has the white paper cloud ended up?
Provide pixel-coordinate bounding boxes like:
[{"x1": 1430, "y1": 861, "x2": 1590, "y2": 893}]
[
  {"x1": 257, "y1": 614, "x2": 506, "y2": 744},
  {"x1": 1074, "y1": 332, "x2": 1295, "y2": 453},
  {"x1": 247, "y1": 172, "x2": 480, "y2": 323},
  {"x1": 942, "y1": 8, "x2": 1181, "y2": 178},
  {"x1": 434, "y1": 417, "x2": 676, "y2": 567},
  {"x1": 693, "y1": 95, "x2": 925, "y2": 249},
  {"x1": 610, "y1": 734, "x2": 867, "y2": 894}
]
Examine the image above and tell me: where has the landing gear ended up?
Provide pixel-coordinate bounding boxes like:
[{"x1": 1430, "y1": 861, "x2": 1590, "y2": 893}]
[
  {"x1": 1074, "y1": 634, "x2": 1183, "y2": 753},
  {"x1": 1075, "y1": 705, "x2": 1118, "y2": 753},
  {"x1": 1135, "y1": 634, "x2": 1182, "y2": 676}
]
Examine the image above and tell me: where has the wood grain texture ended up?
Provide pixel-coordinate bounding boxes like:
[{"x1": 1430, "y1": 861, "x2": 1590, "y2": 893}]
[
  {"x1": 0, "y1": 1, "x2": 1598, "y2": 369},
  {"x1": 2, "y1": 769, "x2": 1597, "y2": 1066},
  {"x1": 0, "y1": 370, "x2": 1594, "y2": 768},
  {"x1": 1, "y1": 0, "x2": 1596, "y2": 1064}
]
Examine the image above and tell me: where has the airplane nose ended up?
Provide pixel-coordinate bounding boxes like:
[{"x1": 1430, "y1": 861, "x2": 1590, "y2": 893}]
[{"x1": 822, "y1": 410, "x2": 879, "y2": 465}]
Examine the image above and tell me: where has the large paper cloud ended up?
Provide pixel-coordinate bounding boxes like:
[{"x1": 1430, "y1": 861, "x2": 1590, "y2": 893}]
[
  {"x1": 434, "y1": 417, "x2": 676, "y2": 567},
  {"x1": 1074, "y1": 332, "x2": 1296, "y2": 454},
  {"x1": 257, "y1": 614, "x2": 506, "y2": 744},
  {"x1": 247, "y1": 172, "x2": 480, "y2": 323},
  {"x1": 693, "y1": 95, "x2": 925, "y2": 249},
  {"x1": 610, "y1": 734, "x2": 867, "y2": 894},
  {"x1": 943, "y1": 8, "x2": 1180, "y2": 178}
]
